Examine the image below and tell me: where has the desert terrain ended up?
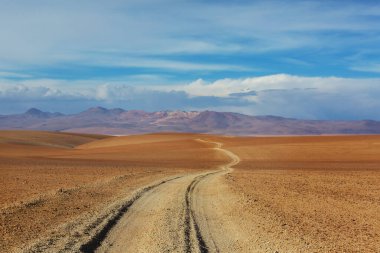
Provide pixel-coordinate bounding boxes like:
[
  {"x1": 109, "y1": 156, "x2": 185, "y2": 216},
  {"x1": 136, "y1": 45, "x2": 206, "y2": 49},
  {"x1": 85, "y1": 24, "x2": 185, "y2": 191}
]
[
  {"x1": 204, "y1": 135, "x2": 380, "y2": 252},
  {"x1": 1, "y1": 131, "x2": 380, "y2": 252}
]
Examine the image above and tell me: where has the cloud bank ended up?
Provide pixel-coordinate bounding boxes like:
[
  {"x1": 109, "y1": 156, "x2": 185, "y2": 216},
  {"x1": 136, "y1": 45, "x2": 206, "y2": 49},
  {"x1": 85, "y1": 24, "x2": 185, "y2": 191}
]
[{"x1": 1, "y1": 74, "x2": 380, "y2": 120}]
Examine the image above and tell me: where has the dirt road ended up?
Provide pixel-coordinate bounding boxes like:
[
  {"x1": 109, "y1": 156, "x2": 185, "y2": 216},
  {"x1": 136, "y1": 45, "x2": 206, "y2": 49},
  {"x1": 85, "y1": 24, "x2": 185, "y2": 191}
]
[{"x1": 76, "y1": 139, "x2": 240, "y2": 253}]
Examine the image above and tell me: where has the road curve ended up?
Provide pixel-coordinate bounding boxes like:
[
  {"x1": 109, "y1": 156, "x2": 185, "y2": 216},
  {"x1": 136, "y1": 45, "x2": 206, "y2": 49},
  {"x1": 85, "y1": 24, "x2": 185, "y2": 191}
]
[
  {"x1": 189, "y1": 140, "x2": 240, "y2": 252},
  {"x1": 80, "y1": 139, "x2": 240, "y2": 253}
]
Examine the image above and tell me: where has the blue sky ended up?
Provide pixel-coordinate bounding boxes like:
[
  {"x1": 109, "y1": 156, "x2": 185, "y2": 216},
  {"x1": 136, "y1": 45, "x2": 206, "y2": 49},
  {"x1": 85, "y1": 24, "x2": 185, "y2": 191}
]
[{"x1": 1, "y1": 0, "x2": 380, "y2": 119}]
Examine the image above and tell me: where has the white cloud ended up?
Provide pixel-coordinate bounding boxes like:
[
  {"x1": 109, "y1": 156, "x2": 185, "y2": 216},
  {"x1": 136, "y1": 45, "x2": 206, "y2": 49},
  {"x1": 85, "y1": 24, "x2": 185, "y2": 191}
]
[
  {"x1": 173, "y1": 74, "x2": 380, "y2": 97},
  {"x1": 0, "y1": 79, "x2": 92, "y2": 99}
]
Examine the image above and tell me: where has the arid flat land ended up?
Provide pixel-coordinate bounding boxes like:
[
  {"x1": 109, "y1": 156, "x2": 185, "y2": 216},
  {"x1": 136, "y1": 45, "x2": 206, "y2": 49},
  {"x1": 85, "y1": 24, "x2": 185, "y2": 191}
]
[
  {"x1": 1, "y1": 131, "x2": 379, "y2": 252},
  {"x1": 207, "y1": 135, "x2": 380, "y2": 252}
]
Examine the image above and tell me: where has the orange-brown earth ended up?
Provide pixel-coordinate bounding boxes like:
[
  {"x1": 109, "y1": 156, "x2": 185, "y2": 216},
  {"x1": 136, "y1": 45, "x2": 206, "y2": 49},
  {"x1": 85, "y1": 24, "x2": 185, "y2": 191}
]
[
  {"x1": 205, "y1": 135, "x2": 380, "y2": 252},
  {"x1": 0, "y1": 131, "x2": 226, "y2": 252},
  {"x1": 1, "y1": 131, "x2": 380, "y2": 252}
]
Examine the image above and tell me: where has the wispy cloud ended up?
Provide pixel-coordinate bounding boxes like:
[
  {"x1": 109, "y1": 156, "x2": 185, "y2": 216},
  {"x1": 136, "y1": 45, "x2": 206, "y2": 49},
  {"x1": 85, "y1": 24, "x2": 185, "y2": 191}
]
[
  {"x1": 0, "y1": 0, "x2": 379, "y2": 76},
  {"x1": 0, "y1": 72, "x2": 32, "y2": 79},
  {"x1": 83, "y1": 56, "x2": 252, "y2": 72},
  {"x1": 351, "y1": 63, "x2": 380, "y2": 73}
]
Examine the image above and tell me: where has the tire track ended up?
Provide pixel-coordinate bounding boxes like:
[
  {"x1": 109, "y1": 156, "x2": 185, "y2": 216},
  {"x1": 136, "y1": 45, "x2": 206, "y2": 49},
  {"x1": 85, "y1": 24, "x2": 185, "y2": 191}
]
[
  {"x1": 184, "y1": 139, "x2": 240, "y2": 253},
  {"x1": 184, "y1": 172, "x2": 215, "y2": 253},
  {"x1": 79, "y1": 175, "x2": 182, "y2": 253}
]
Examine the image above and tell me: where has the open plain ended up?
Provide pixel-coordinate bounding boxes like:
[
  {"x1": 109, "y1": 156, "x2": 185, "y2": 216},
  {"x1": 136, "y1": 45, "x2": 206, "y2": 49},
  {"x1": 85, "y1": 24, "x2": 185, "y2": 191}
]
[{"x1": 1, "y1": 131, "x2": 380, "y2": 252}]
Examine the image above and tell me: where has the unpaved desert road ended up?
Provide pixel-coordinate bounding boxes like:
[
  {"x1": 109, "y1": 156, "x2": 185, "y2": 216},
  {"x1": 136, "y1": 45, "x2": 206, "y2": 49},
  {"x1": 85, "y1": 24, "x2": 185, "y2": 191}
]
[{"x1": 79, "y1": 139, "x2": 240, "y2": 253}]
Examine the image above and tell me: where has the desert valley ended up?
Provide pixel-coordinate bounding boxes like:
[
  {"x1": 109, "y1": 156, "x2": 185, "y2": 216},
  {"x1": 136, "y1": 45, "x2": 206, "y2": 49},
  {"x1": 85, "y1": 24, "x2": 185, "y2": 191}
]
[{"x1": 1, "y1": 130, "x2": 379, "y2": 252}]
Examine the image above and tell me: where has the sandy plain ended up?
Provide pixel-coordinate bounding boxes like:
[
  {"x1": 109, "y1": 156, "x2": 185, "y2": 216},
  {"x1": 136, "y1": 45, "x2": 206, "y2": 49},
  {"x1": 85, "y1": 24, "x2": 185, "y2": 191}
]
[
  {"x1": 205, "y1": 135, "x2": 380, "y2": 252},
  {"x1": 1, "y1": 131, "x2": 380, "y2": 252}
]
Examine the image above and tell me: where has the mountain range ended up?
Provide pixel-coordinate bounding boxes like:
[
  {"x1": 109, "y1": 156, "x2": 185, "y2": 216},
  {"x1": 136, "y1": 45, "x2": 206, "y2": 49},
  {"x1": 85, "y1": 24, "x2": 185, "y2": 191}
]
[{"x1": 1, "y1": 107, "x2": 380, "y2": 135}]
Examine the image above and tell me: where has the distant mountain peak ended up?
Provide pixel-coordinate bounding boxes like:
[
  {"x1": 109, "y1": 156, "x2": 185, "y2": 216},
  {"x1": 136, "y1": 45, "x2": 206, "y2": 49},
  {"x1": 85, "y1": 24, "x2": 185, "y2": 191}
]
[
  {"x1": 25, "y1": 108, "x2": 44, "y2": 115},
  {"x1": 86, "y1": 106, "x2": 108, "y2": 112},
  {"x1": 79, "y1": 106, "x2": 112, "y2": 115},
  {"x1": 23, "y1": 108, "x2": 62, "y2": 119},
  {"x1": 24, "y1": 108, "x2": 52, "y2": 118}
]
